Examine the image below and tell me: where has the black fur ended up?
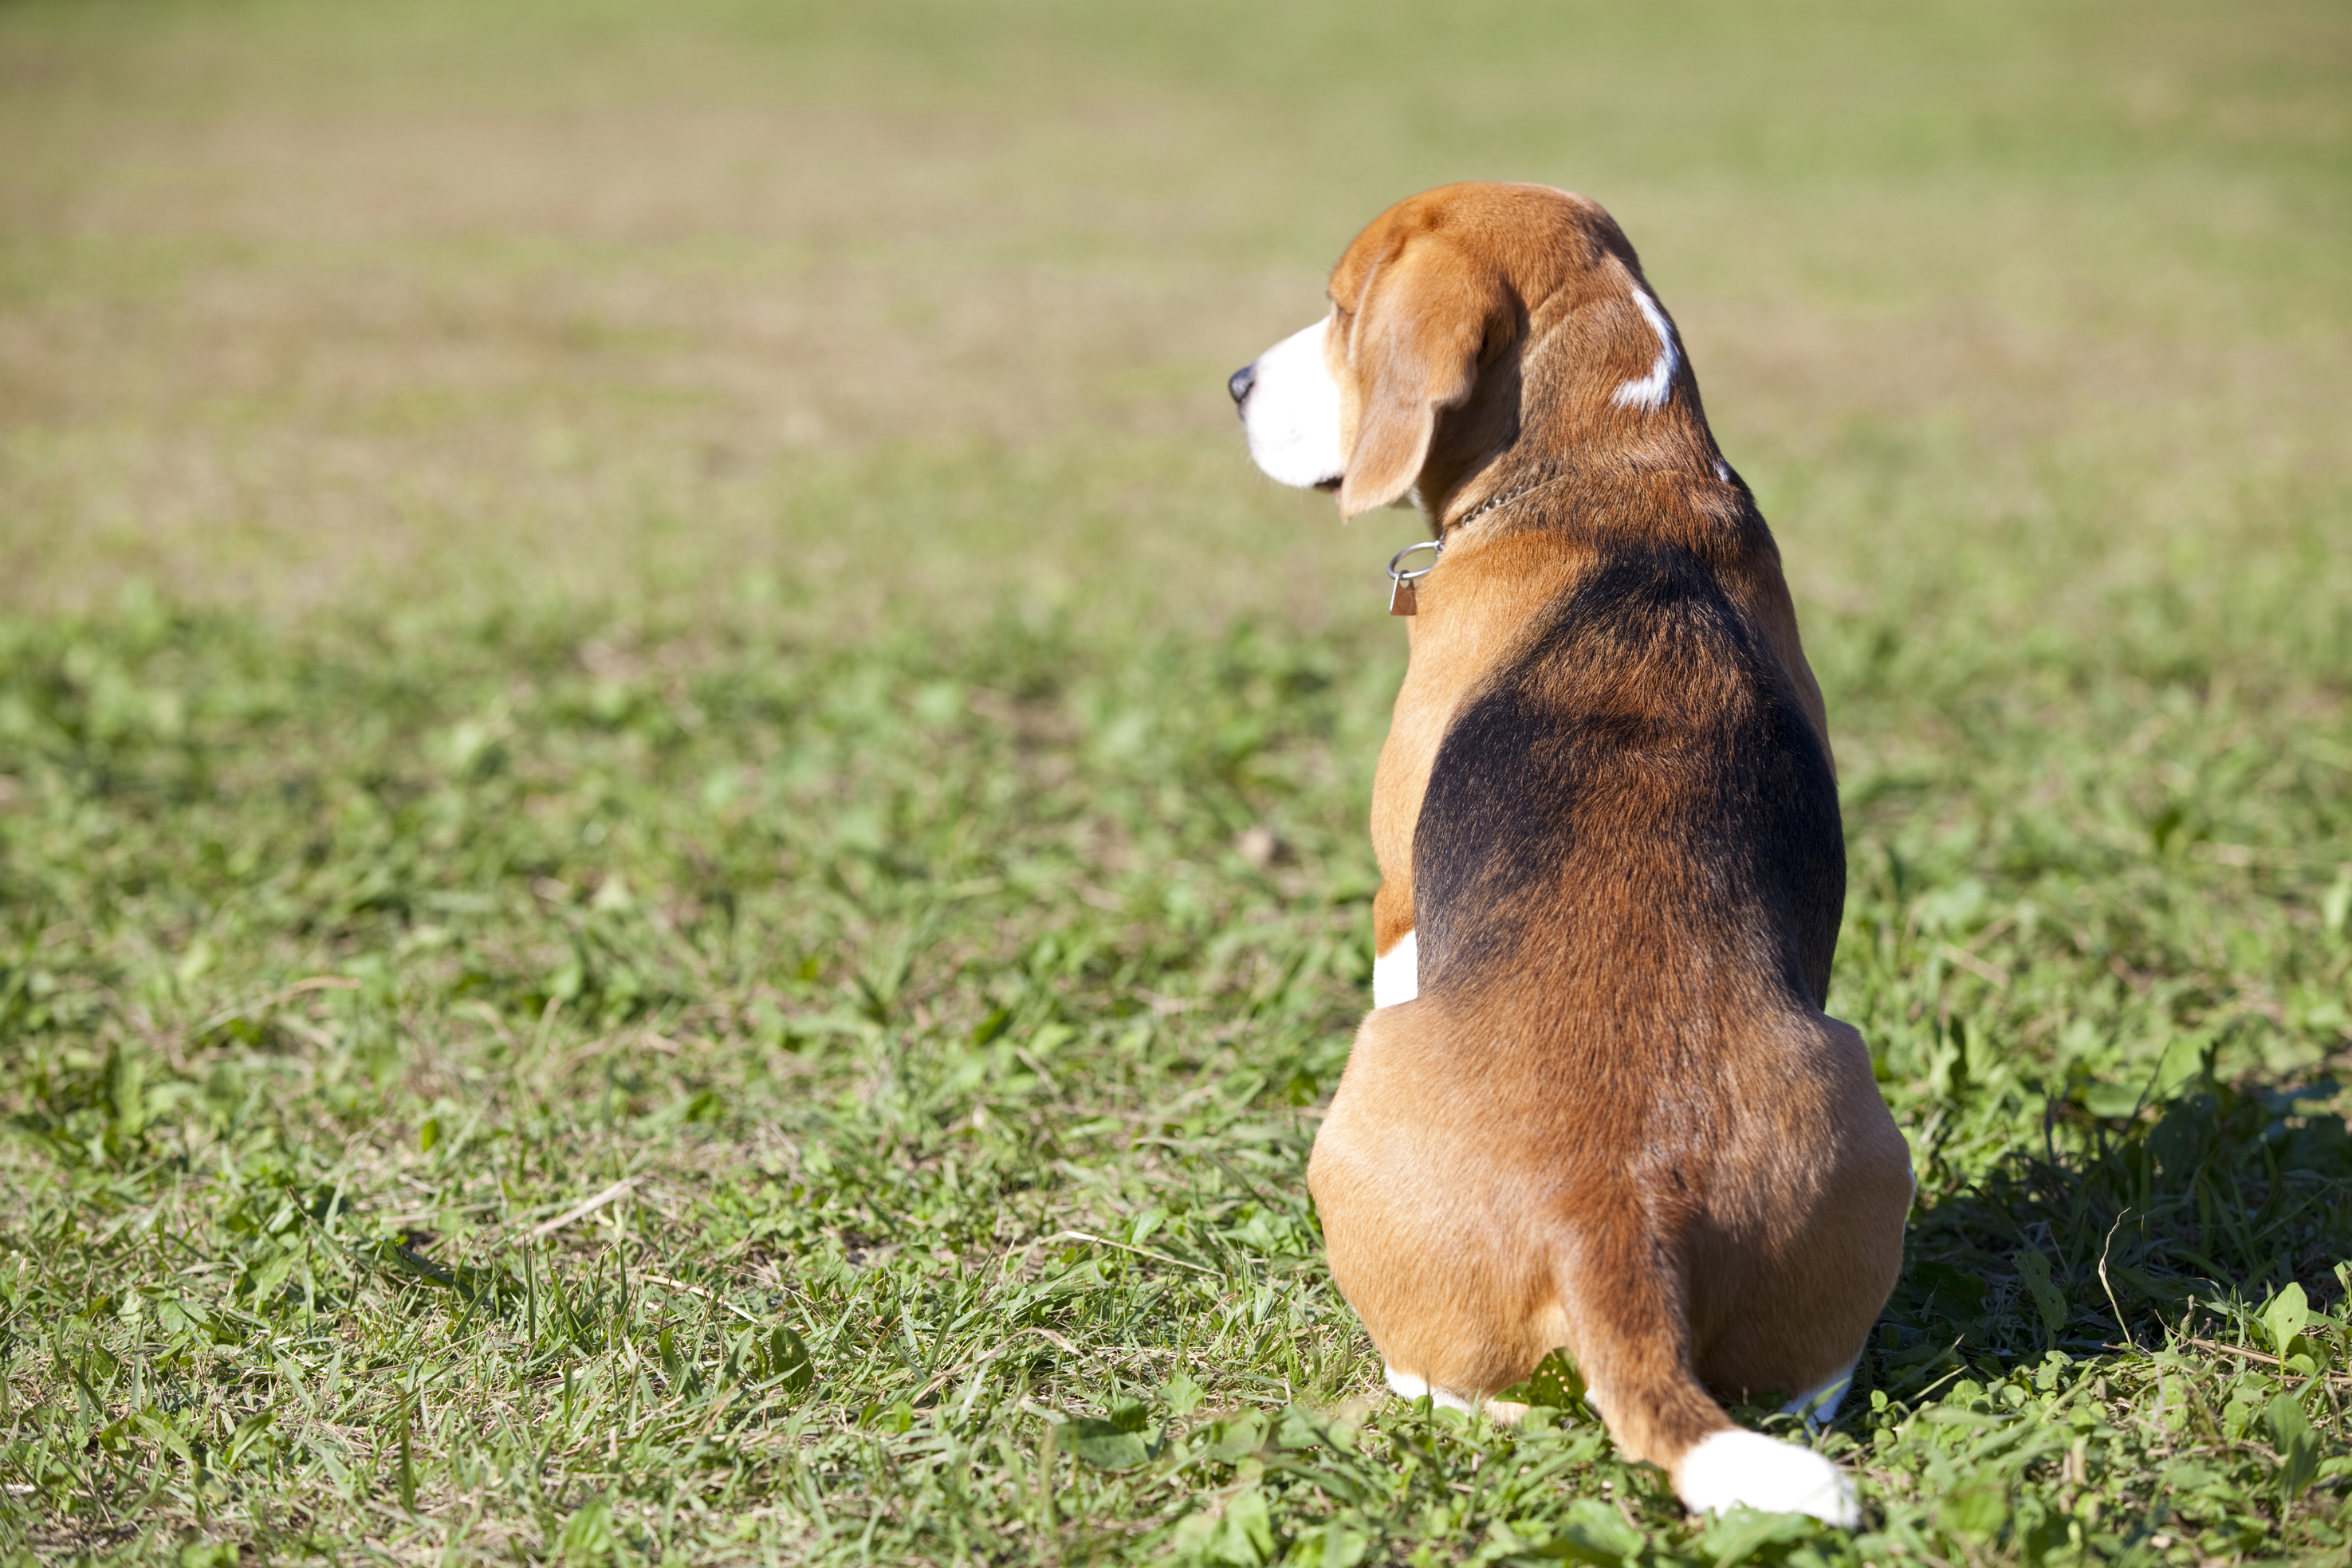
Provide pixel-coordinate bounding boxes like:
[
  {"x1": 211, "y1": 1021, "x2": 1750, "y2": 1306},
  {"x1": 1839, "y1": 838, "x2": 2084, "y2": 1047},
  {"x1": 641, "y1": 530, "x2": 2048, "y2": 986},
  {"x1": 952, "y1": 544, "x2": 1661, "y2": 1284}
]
[{"x1": 1412, "y1": 542, "x2": 1843, "y2": 1013}]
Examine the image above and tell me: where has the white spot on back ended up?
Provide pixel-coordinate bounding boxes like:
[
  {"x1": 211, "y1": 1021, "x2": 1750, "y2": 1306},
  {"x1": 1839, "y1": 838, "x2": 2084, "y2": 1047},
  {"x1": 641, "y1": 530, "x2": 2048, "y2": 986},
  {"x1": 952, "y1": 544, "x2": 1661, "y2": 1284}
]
[
  {"x1": 1715, "y1": 458, "x2": 1733, "y2": 484},
  {"x1": 1677, "y1": 1430, "x2": 1858, "y2": 1527},
  {"x1": 1611, "y1": 289, "x2": 1680, "y2": 413},
  {"x1": 1372, "y1": 929, "x2": 1418, "y2": 1008}
]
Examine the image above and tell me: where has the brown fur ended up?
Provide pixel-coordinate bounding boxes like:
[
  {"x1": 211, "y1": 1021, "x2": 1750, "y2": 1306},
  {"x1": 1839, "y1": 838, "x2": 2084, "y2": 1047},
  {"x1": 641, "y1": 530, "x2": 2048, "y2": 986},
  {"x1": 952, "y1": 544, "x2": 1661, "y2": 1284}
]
[{"x1": 1300, "y1": 183, "x2": 1910, "y2": 1485}]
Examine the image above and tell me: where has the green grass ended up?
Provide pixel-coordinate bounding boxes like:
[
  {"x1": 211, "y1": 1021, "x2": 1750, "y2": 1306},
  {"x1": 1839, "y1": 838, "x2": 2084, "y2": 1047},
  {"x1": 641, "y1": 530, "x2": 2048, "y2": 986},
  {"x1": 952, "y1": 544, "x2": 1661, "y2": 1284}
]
[
  {"x1": 2, "y1": 0, "x2": 2350, "y2": 1562},
  {"x1": 3, "y1": 591, "x2": 2348, "y2": 1566}
]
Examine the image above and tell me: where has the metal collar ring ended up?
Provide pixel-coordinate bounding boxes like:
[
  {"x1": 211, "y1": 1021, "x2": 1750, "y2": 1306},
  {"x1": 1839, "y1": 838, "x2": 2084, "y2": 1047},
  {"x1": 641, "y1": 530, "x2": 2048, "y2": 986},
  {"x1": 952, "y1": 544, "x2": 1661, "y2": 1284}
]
[{"x1": 1386, "y1": 540, "x2": 1444, "y2": 585}]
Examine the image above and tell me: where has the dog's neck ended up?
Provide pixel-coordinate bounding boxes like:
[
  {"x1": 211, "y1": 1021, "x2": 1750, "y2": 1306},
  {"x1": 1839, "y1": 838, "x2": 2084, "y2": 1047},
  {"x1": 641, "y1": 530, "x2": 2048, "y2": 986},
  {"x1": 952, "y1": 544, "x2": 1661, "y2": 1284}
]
[
  {"x1": 1426, "y1": 439, "x2": 1756, "y2": 564},
  {"x1": 1434, "y1": 471, "x2": 1576, "y2": 539},
  {"x1": 1405, "y1": 442, "x2": 1831, "y2": 769}
]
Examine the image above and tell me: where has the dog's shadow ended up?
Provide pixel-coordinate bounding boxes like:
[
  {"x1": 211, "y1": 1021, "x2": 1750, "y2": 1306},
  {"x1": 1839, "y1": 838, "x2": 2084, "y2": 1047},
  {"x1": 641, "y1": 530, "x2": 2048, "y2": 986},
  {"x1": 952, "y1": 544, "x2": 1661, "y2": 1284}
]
[{"x1": 1859, "y1": 1072, "x2": 2351, "y2": 1401}]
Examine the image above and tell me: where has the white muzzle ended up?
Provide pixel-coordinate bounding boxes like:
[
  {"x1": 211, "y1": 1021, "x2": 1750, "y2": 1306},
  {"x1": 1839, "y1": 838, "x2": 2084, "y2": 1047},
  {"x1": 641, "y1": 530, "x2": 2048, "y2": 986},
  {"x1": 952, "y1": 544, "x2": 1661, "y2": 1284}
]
[{"x1": 1233, "y1": 315, "x2": 1345, "y2": 489}]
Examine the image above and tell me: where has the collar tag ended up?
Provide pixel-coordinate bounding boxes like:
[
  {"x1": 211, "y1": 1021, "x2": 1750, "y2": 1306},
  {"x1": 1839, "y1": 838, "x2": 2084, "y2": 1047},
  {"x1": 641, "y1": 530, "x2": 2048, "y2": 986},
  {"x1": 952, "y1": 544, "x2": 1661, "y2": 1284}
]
[{"x1": 1386, "y1": 540, "x2": 1443, "y2": 617}]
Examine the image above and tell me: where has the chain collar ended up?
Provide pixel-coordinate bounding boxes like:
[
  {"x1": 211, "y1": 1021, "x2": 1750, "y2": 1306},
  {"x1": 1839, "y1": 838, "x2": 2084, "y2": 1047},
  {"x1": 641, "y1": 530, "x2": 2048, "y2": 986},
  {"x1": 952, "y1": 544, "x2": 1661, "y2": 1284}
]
[
  {"x1": 1444, "y1": 471, "x2": 1572, "y2": 536},
  {"x1": 1383, "y1": 473, "x2": 1571, "y2": 615}
]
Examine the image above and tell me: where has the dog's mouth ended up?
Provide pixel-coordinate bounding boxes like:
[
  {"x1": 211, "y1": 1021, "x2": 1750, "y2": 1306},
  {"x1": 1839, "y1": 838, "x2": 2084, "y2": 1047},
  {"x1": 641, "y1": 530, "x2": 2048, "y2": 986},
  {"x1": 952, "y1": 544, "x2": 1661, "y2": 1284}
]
[{"x1": 1313, "y1": 475, "x2": 1343, "y2": 493}]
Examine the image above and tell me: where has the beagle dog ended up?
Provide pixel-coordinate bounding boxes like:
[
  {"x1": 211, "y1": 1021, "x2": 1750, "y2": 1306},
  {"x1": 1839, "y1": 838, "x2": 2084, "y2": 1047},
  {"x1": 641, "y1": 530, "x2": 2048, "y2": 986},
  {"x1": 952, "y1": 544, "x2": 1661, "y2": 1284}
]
[{"x1": 1229, "y1": 183, "x2": 1910, "y2": 1524}]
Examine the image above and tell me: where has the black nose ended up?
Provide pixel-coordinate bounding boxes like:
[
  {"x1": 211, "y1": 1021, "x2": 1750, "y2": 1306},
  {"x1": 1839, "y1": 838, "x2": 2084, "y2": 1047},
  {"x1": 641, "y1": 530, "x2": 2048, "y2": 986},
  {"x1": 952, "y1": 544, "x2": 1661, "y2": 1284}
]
[{"x1": 1228, "y1": 364, "x2": 1255, "y2": 406}]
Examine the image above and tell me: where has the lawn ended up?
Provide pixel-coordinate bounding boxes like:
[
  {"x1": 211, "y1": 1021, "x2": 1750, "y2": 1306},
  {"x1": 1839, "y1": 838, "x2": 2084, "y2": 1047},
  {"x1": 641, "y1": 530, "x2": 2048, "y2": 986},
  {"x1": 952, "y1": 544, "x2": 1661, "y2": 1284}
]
[{"x1": 2, "y1": 1, "x2": 2350, "y2": 1562}]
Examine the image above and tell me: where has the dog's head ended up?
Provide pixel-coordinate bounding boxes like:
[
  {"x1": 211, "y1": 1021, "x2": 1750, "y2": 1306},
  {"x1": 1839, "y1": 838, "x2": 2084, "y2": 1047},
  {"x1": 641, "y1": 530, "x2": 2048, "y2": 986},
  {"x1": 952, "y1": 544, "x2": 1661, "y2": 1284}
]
[{"x1": 1230, "y1": 183, "x2": 1694, "y2": 520}]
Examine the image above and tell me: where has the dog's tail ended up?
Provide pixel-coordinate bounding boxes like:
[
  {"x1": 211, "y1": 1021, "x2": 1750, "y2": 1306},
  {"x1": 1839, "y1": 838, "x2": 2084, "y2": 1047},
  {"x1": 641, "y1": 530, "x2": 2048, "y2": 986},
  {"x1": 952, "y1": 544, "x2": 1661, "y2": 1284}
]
[{"x1": 1559, "y1": 1221, "x2": 1858, "y2": 1527}]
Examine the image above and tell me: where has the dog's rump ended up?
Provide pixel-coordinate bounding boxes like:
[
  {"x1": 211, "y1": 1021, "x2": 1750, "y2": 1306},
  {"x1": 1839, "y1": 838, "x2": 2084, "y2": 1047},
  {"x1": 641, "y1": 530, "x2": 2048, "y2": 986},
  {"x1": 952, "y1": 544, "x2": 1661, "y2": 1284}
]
[
  {"x1": 1310, "y1": 985, "x2": 1897, "y2": 1393},
  {"x1": 1309, "y1": 969, "x2": 1898, "y2": 1523}
]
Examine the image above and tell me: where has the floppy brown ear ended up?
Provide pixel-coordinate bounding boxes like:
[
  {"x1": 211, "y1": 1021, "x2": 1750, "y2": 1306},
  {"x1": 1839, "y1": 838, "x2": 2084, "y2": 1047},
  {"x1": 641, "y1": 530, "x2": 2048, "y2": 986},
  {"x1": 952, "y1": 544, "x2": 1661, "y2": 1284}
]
[{"x1": 1337, "y1": 244, "x2": 1504, "y2": 519}]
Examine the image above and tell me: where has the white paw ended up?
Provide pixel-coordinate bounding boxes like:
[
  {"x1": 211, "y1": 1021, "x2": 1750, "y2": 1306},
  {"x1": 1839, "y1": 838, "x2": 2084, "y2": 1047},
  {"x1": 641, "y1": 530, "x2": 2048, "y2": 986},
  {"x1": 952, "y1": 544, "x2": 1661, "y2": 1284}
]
[
  {"x1": 1384, "y1": 1365, "x2": 1475, "y2": 1414},
  {"x1": 1677, "y1": 1430, "x2": 1858, "y2": 1527}
]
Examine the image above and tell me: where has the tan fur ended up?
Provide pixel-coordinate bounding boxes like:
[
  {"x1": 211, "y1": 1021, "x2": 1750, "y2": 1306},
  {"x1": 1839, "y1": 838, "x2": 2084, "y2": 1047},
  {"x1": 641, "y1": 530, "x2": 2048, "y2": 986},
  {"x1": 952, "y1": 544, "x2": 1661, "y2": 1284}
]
[{"x1": 1298, "y1": 183, "x2": 1910, "y2": 1488}]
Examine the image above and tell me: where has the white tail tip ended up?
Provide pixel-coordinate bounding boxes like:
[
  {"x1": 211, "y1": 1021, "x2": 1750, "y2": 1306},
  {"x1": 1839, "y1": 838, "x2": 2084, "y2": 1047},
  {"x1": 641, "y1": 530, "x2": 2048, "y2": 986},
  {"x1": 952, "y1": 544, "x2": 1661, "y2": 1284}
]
[{"x1": 1677, "y1": 1430, "x2": 1858, "y2": 1527}]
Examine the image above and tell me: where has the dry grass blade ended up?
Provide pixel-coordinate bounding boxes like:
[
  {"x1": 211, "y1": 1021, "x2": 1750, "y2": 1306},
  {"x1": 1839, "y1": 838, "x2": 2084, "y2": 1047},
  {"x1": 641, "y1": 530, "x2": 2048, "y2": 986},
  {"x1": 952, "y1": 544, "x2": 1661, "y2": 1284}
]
[
  {"x1": 195, "y1": 976, "x2": 363, "y2": 1035},
  {"x1": 524, "y1": 1177, "x2": 643, "y2": 1241},
  {"x1": 1037, "y1": 1229, "x2": 1223, "y2": 1278},
  {"x1": 2176, "y1": 1338, "x2": 2352, "y2": 1389},
  {"x1": 635, "y1": 1271, "x2": 760, "y2": 1323}
]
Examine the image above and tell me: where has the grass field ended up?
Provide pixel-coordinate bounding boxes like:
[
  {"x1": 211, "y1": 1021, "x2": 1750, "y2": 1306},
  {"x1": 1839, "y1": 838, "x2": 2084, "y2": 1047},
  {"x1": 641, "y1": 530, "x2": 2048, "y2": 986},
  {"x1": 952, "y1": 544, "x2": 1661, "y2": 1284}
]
[{"x1": 3, "y1": 1, "x2": 2350, "y2": 1562}]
